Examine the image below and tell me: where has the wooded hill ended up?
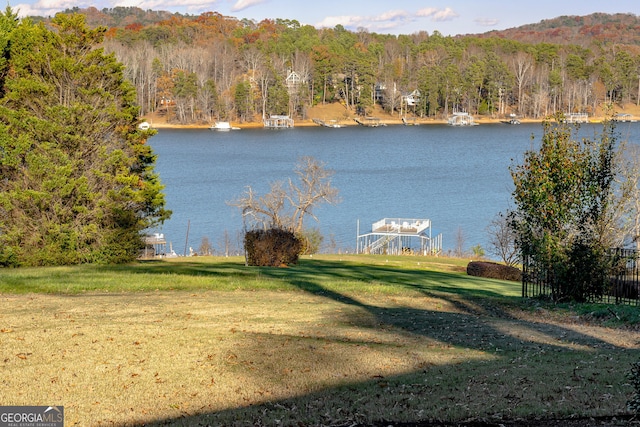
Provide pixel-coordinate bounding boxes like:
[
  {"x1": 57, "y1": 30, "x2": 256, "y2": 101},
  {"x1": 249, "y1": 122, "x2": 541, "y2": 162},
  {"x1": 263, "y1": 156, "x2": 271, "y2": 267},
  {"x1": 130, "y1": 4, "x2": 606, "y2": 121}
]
[
  {"x1": 41, "y1": 8, "x2": 640, "y2": 125},
  {"x1": 479, "y1": 13, "x2": 640, "y2": 49}
]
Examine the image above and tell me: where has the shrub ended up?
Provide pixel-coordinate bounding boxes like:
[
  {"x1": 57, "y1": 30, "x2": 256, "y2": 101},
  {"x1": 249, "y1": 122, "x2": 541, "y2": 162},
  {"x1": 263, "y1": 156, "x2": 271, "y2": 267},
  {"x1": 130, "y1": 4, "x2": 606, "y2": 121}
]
[
  {"x1": 555, "y1": 237, "x2": 610, "y2": 302},
  {"x1": 467, "y1": 261, "x2": 522, "y2": 282},
  {"x1": 244, "y1": 228, "x2": 302, "y2": 267}
]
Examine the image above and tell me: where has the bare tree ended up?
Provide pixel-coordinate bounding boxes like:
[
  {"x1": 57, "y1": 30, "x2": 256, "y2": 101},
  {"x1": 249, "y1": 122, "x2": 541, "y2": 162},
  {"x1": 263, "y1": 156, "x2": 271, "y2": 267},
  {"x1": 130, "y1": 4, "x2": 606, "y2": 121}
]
[
  {"x1": 104, "y1": 39, "x2": 158, "y2": 117},
  {"x1": 198, "y1": 236, "x2": 213, "y2": 256},
  {"x1": 217, "y1": 230, "x2": 234, "y2": 257},
  {"x1": 291, "y1": 50, "x2": 312, "y2": 108},
  {"x1": 454, "y1": 227, "x2": 466, "y2": 258},
  {"x1": 486, "y1": 213, "x2": 519, "y2": 267},
  {"x1": 606, "y1": 142, "x2": 640, "y2": 250},
  {"x1": 512, "y1": 51, "x2": 533, "y2": 115},
  {"x1": 229, "y1": 156, "x2": 340, "y2": 235}
]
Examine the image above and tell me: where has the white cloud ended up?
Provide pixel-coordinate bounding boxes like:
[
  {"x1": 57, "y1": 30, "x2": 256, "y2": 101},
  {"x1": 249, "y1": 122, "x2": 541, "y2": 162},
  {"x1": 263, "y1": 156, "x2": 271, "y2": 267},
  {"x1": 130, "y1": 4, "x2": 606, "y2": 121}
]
[
  {"x1": 315, "y1": 7, "x2": 463, "y2": 33},
  {"x1": 373, "y1": 10, "x2": 409, "y2": 23},
  {"x1": 36, "y1": 0, "x2": 83, "y2": 8},
  {"x1": 112, "y1": 0, "x2": 139, "y2": 7},
  {"x1": 416, "y1": 7, "x2": 459, "y2": 22},
  {"x1": 316, "y1": 9, "x2": 414, "y2": 32},
  {"x1": 315, "y1": 15, "x2": 363, "y2": 29},
  {"x1": 13, "y1": 0, "x2": 91, "y2": 17},
  {"x1": 416, "y1": 7, "x2": 437, "y2": 18},
  {"x1": 474, "y1": 18, "x2": 499, "y2": 27},
  {"x1": 231, "y1": 0, "x2": 266, "y2": 12},
  {"x1": 12, "y1": 3, "x2": 38, "y2": 17}
]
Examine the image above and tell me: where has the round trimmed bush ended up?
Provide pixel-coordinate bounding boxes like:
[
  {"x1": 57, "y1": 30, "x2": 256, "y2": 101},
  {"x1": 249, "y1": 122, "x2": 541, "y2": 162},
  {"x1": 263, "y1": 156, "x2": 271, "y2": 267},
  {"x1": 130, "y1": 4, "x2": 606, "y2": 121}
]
[{"x1": 244, "y1": 228, "x2": 302, "y2": 267}]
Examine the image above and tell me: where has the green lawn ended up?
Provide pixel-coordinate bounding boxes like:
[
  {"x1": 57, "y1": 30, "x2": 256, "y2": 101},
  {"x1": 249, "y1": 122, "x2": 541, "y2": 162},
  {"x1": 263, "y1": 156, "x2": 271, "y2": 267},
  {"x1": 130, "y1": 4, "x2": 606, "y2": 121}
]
[
  {"x1": 0, "y1": 254, "x2": 520, "y2": 297},
  {"x1": 0, "y1": 255, "x2": 637, "y2": 426}
]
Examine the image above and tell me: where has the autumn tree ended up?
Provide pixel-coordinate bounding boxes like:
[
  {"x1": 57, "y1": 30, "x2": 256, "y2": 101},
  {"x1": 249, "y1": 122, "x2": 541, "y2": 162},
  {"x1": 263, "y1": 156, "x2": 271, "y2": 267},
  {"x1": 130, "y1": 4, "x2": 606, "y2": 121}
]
[{"x1": 0, "y1": 12, "x2": 170, "y2": 266}]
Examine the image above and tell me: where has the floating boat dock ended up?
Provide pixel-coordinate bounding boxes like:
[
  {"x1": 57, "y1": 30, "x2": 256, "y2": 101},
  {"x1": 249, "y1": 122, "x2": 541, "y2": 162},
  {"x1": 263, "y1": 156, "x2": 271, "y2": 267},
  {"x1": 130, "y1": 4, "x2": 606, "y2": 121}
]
[
  {"x1": 354, "y1": 117, "x2": 386, "y2": 127},
  {"x1": 356, "y1": 218, "x2": 442, "y2": 256},
  {"x1": 500, "y1": 114, "x2": 521, "y2": 125},
  {"x1": 210, "y1": 121, "x2": 240, "y2": 131},
  {"x1": 613, "y1": 113, "x2": 638, "y2": 123},
  {"x1": 312, "y1": 118, "x2": 342, "y2": 128}
]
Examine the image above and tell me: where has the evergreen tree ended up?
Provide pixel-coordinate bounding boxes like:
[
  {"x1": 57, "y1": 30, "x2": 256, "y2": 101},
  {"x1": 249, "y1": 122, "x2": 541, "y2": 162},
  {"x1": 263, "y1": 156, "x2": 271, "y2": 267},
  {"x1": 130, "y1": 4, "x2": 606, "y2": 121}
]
[
  {"x1": 0, "y1": 11, "x2": 170, "y2": 266},
  {"x1": 0, "y1": 7, "x2": 18, "y2": 97},
  {"x1": 234, "y1": 80, "x2": 253, "y2": 122},
  {"x1": 266, "y1": 76, "x2": 289, "y2": 116}
]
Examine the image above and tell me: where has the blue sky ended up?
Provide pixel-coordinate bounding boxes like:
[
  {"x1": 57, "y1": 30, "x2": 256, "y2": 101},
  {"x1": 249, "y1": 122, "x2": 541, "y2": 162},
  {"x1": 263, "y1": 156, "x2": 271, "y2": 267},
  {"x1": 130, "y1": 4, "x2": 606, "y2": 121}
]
[{"x1": 10, "y1": 0, "x2": 640, "y2": 36}]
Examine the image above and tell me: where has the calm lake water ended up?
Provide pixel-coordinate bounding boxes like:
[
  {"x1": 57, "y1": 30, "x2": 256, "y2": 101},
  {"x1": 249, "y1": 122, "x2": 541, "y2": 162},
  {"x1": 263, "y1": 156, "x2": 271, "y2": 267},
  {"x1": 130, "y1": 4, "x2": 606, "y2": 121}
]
[{"x1": 147, "y1": 121, "x2": 640, "y2": 257}]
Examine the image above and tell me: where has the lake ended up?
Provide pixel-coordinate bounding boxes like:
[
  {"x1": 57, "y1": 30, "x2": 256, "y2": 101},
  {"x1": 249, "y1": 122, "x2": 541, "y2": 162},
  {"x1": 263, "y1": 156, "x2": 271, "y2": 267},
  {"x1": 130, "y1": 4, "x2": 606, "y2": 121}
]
[{"x1": 147, "y1": 121, "x2": 640, "y2": 257}]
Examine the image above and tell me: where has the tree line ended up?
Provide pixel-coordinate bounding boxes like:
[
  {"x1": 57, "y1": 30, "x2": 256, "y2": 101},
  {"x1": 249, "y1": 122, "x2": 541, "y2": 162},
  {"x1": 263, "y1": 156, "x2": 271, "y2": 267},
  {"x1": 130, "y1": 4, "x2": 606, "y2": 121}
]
[{"x1": 78, "y1": 8, "x2": 640, "y2": 124}]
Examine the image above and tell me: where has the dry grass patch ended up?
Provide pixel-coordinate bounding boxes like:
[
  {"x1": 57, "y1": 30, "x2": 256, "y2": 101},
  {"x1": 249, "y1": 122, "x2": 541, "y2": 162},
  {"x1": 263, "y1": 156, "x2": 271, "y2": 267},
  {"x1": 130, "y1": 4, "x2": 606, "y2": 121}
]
[
  {"x1": 1, "y1": 291, "x2": 490, "y2": 426},
  {"x1": 1, "y1": 288, "x2": 638, "y2": 426}
]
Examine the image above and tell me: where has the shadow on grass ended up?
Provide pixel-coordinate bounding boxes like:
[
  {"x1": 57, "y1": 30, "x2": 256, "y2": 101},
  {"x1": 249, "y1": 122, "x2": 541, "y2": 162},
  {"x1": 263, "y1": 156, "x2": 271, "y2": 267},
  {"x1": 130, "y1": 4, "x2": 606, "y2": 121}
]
[
  {"x1": 147, "y1": 258, "x2": 520, "y2": 298},
  {"x1": 106, "y1": 258, "x2": 634, "y2": 426},
  {"x1": 2, "y1": 257, "x2": 519, "y2": 297}
]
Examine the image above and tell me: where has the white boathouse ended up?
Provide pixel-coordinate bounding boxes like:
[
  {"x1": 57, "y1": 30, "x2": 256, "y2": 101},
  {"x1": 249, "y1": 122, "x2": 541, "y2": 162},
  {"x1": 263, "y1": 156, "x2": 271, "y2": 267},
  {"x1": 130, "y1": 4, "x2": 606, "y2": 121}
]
[
  {"x1": 356, "y1": 218, "x2": 442, "y2": 256},
  {"x1": 264, "y1": 115, "x2": 294, "y2": 128},
  {"x1": 142, "y1": 233, "x2": 167, "y2": 258},
  {"x1": 447, "y1": 111, "x2": 478, "y2": 126},
  {"x1": 563, "y1": 112, "x2": 588, "y2": 123}
]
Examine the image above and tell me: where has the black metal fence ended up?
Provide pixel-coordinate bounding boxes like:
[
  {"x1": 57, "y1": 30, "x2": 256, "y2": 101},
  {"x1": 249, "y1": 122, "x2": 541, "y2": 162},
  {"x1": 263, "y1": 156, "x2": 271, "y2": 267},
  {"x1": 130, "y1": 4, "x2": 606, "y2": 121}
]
[{"x1": 522, "y1": 248, "x2": 640, "y2": 306}]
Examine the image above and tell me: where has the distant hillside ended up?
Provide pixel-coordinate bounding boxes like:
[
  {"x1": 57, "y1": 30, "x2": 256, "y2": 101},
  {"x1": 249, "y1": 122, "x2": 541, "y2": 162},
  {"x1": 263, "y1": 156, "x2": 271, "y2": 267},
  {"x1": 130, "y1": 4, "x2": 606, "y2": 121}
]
[
  {"x1": 45, "y1": 6, "x2": 182, "y2": 28},
  {"x1": 478, "y1": 13, "x2": 640, "y2": 47},
  {"x1": 39, "y1": 8, "x2": 640, "y2": 48}
]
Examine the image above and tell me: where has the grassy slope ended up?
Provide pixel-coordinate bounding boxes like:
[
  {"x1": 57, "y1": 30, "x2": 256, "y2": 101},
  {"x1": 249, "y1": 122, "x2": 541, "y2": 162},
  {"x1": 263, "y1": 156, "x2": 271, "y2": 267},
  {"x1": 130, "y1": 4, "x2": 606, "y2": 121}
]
[{"x1": 0, "y1": 255, "x2": 638, "y2": 426}]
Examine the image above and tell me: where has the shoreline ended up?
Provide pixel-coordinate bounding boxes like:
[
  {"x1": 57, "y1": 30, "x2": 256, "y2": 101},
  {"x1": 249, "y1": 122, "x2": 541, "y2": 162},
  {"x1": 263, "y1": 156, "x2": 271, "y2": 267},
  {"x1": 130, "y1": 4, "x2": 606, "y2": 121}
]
[
  {"x1": 143, "y1": 102, "x2": 640, "y2": 130},
  {"x1": 146, "y1": 115, "x2": 619, "y2": 130}
]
